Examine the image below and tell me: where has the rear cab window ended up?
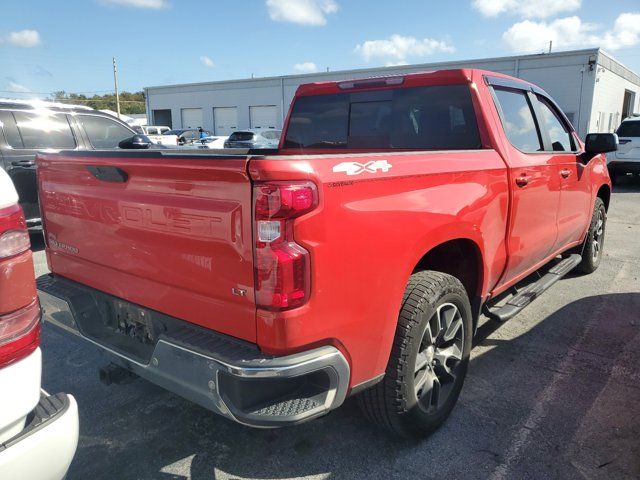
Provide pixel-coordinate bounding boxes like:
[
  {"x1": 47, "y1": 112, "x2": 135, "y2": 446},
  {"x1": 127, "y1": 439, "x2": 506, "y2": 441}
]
[
  {"x1": 617, "y1": 121, "x2": 640, "y2": 137},
  {"x1": 229, "y1": 132, "x2": 255, "y2": 141},
  {"x1": 283, "y1": 84, "x2": 481, "y2": 151}
]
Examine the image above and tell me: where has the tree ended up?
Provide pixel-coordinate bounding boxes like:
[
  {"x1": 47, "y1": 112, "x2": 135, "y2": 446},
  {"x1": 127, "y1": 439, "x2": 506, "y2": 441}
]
[{"x1": 50, "y1": 91, "x2": 146, "y2": 115}]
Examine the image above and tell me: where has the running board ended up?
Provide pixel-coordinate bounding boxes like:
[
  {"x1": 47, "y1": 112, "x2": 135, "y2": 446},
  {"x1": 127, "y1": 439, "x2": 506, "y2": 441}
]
[{"x1": 484, "y1": 254, "x2": 582, "y2": 322}]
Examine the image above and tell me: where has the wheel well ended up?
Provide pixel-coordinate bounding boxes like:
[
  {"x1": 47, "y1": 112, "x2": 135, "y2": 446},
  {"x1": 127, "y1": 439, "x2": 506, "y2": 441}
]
[
  {"x1": 413, "y1": 239, "x2": 483, "y2": 300},
  {"x1": 597, "y1": 184, "x2": 611, "y2": 211}
]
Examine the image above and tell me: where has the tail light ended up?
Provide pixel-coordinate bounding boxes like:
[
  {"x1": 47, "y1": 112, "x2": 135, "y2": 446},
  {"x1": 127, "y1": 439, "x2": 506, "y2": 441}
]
[
  {"x1": 0, "y1": 204, "x2": 30, "y2": 259},
  {"x1": 0, "y1": 300, "x2": 40, "y2": 368},
  {"x1": 0, "y1": 203, "x2": 39, "y2": 368},
  {"x1": 253, "y1": 182, "x2": 318, "y2": 310}
]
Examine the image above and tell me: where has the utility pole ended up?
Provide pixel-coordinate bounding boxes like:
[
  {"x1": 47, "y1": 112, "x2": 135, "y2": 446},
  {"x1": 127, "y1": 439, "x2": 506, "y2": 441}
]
[
  {"x1": 548, "y1": 40, "x2": 553, "y2": 54},
  {"x1": 112, "y1": 57, "x2": 121, "y2": 118}
]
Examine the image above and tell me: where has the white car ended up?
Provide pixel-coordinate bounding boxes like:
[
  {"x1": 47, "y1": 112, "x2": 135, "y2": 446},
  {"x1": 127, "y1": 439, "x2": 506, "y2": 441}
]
[
  {"x1": 0, "y1": 169, "x2": 78, "y2": 479},
  {"x1": 190, "y1": 135, "x2": 229, "y2": 149},
  {"x1": 608, "y1": 116, "x2": 640, "y2": 183},
  {"x1": 134, "y1": 125, "x2": 177, "y2": 146}
]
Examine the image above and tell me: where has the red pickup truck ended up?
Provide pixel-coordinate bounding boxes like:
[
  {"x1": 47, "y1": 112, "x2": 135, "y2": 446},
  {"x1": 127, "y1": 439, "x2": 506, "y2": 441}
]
[{"x1": 36, "y1": 69, "x2": 616, "y2": 438}]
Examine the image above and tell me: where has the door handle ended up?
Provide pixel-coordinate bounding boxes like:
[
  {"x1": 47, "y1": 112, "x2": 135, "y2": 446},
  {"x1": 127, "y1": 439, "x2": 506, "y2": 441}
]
[
  {"x1": 515, "y1": 174, "x2": 529, "y2": 187},
  {"x1": 560, "y1": 169, "x2": 571, "y2": 178},
  {"x1": 86, "y1": 165, "x2": 128, "y2": 183}
]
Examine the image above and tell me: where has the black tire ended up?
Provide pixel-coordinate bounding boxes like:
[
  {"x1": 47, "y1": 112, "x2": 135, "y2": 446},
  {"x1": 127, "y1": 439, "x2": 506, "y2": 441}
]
[
  {"x1": 576, "y1": 197, "x2": 606, "y2": 275},
  {"x1": 358, "y1": 271, "x2": 473, "y2": 438}
]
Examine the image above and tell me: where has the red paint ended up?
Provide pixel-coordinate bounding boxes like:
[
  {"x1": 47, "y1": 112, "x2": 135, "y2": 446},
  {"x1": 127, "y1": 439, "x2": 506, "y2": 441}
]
[
  {"x1": 0, "y1": 204, "x2": 40, "y2": 368},
  {"x1": 38, "y1": 69, "x2": 610, "y2": 389}
]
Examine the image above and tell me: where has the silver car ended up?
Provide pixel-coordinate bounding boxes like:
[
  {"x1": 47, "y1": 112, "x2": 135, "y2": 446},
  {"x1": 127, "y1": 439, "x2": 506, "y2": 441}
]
[{"x1": 223, "y1": 129, "x2": 281, "y2": 149}]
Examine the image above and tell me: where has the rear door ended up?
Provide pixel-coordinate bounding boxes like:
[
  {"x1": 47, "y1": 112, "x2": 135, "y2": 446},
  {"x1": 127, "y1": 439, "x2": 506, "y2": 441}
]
[
  {"x1": 37, "y1": 151, "x2": 257, "y2": 342},
  {"x1": 0, "y1": 110, "x2": 78, "y2": 223},
  {"x1": 532, "y1": 94, "x2": 592, "y2": 250},
  {"x1": 491, "y1": 86, "x2": 561, "y2": 286}
]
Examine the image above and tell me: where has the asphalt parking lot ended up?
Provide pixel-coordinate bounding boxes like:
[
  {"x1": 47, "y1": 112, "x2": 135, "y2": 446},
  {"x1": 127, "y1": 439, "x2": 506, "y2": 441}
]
[{"x1": 32, "y1": 181, "x2": 640, "y2": 480}]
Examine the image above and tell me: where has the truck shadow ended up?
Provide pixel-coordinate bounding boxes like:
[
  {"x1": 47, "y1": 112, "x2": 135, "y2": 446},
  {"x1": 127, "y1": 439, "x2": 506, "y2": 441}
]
[
  {"x1": 41, "y1": 293, "x2": 640, "y2": 480},
  {"x1": 612, "y1": 174, "x2": 640, "y2": 193}
]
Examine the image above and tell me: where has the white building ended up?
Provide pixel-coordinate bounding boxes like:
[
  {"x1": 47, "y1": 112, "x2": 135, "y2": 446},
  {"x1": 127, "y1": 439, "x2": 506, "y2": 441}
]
[{"x1": 145, "y1": 48, "x2": 640, "y2": 139}]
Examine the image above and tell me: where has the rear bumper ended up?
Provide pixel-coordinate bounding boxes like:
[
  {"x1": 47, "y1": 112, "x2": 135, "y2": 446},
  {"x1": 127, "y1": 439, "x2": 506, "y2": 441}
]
[
  {"x1": 607, "y1": 161, "x2": 640, "y2": 174},
  {"x1": 37, "y1": 274, "x2": 350, "y2": 428},
  {"x1": 0, "y1": 392, "x2": 79, "y2": 480}
]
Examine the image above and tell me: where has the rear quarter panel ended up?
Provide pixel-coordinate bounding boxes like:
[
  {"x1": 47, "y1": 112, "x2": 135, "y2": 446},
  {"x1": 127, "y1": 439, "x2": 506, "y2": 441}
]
[{"x1": 250, "y1": 150, "x2": 509, "y2": 387}]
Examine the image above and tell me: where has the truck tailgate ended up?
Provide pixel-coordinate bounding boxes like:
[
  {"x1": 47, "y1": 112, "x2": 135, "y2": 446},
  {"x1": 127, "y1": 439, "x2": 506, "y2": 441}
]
[{"x1": 37, "y1": 151, "x2": 257, "y2": 342}]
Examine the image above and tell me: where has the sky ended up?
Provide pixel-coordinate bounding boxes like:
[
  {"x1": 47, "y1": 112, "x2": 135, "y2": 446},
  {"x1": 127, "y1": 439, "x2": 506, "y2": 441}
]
[{"x1": 1, "y1": 0, "x2": 640, "y2": 98}]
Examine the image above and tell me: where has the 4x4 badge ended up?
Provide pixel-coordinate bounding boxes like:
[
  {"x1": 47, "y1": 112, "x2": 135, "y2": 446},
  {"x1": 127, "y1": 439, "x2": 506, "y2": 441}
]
[{"x1": 332, "y1": 160, "x2": 392, "y2": 176}]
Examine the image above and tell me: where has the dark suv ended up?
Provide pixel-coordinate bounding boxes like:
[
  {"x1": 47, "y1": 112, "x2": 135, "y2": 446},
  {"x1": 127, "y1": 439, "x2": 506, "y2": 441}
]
[{"x1": 0, "y1": 99, "x2": 137, "y2": 227}]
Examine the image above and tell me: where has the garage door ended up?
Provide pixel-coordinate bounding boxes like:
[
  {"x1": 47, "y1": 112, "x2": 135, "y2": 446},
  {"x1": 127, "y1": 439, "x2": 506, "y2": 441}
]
[
  {"x1": 181, "y1": 108, "x2": 203, "y2": 129},
  {"x1": 152, "y1": 109, "x2": 172, "y2": 128},
  {"x1": 250, "y1": 105, "x2": 278, "y2": 130},
  {"x1": 213, "y1": 107, "x2": 238, "y2": 135}
]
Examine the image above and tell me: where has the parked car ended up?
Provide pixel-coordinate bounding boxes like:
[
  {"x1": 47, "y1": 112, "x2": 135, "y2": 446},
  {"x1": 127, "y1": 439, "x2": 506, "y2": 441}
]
[
  {"x1": 132, "y1": 125, "x2": 176, "y2": 146},
  {"x1": 223, "y1": 129, "x2": 281, "y2": 149},
  {"x1": 36, "y1": 69, "x2": 614, "y2": 438},
  {"x1": 190, "y1": 136, "x2": 229, "y2": 149},
  {"x1": 0, "y1": 168, "x2": 78, "y2": 478},
  {"x1": 164, "y1": 128, "x2": 213, "y2": 145},
  {"x1": 608, "y1": 116, "x2": 639, "y2": 183},
  {"x1": 0, "y1": 99, "x2": 139, "y2": 228}
]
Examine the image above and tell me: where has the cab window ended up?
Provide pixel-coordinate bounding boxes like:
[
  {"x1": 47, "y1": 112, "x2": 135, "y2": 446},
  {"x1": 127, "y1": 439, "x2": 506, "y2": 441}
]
[
  {"x1": 493, "y1": 88, "x2": 542, "y2": 153},
  {"x1": 79, "y1": 115, "x2": 134, "y2": 149},
  {"x1": 535, "y1": 96, "x2": 575, "y2": 152},
  {"x1": 11, "y1": 111, "x2": 76, "y2": 149}
]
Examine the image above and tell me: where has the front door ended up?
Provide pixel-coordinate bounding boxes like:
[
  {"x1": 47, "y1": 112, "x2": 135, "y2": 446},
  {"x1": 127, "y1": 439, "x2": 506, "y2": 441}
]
[
  {"x1": 491, "y1": 87, "x2": 561, "y2": 287},
  {"x1": 532, "y1": 95, "x2": 593, "y2": 250}
]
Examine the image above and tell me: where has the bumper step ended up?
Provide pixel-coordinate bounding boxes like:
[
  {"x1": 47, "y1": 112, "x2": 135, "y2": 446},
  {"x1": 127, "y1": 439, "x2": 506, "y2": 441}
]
[
  {"x1": 0, "y1": 393, "x2": 71, "y2": 452},
  {"x1": 37, "y1": 274, "x2": 350, "y2": 428},
  {"x1": 485, "y1": 254, "x2": 582, "y2": 322}
]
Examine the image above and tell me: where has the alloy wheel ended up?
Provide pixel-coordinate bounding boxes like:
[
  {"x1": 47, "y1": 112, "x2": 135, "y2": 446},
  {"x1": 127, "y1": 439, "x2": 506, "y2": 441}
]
[{"x1": 414, "y1": 302, "x2": 465, "y2": 414}]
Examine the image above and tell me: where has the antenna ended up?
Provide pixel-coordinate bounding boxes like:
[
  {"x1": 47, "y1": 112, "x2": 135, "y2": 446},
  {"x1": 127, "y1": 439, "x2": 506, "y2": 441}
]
[{"x1": 112, "y1": 57, "x2": 121, "y2": 118}]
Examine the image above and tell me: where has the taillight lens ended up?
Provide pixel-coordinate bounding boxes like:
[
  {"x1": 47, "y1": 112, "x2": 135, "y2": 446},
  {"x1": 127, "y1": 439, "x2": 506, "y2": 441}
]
[
  {"x1": 0, "y1": 204, "x2": 30, "y2": 259},
  {"x1": 0, "y1": 299, "x2": 40, "y2": 368},
  {"x1": 254, "y1": 182, "x2": 318, "y2": 310}
]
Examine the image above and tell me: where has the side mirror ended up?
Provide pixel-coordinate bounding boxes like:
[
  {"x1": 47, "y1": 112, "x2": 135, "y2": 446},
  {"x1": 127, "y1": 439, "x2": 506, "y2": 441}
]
[
  {"x1": 580, "y1": 133, "x2": 618, "y2": 164},
  {"x1": 118, "y1": 134, "x2": 152, "y2": 149},
  {"x1": 585, "y1": 133, "x2": 618, "y2": 154}
]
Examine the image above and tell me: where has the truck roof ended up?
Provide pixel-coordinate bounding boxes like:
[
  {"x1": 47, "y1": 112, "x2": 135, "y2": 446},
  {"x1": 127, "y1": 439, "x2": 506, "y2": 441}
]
[{"x1": 294, "y1": 68, "x2": 536, "y2": 97}]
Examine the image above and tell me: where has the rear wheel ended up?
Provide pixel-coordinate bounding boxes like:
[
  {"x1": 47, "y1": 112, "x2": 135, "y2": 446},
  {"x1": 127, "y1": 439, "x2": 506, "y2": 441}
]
[
  {"x1": 576, "y1": 197, "x2": 606, "y2": 274},
  {"x1": 358, "y1": 271, "x2": 472, "y2": 438}
]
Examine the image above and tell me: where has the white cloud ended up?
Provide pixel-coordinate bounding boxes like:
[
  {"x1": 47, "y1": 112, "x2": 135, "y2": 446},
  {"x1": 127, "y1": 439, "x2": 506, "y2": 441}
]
[
  {"x1": 503, "y1": 13, "x2": 640, "y2": 53},
  {"x1": 7, "y1": 30, "x2": 41, "y2": 48},
  {"x1": 293, "y1": 62, "x2": 318, "y2": 73},
  {"x1": 266, "y1": 0, "x2": 338, "y2": 26},
  {"x1": 354, "y1": 34, "x2": 455, "y2": 65},
  {"x1": 473, "y1": 0, "x2": 581, "y2": 19},
  {"x1": 101, "y1": 0, "x2": 168, "y2": 9},
  {"x1": 600, "y1": 13, "x2": 640, "y2": 51},
  {"x1": 200, "y1": 55, "x2": 215, "y2": 68},
  {"x1": 6, "y1": 81, "x2": 31, "y2": 93}
]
